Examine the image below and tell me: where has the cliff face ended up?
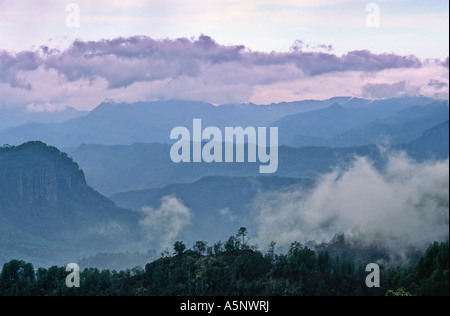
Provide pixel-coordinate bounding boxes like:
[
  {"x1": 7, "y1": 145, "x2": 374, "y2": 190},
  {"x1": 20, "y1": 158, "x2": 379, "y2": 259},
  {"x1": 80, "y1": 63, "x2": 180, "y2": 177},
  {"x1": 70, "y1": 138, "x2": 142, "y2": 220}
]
[
  {"x1": 0, "y1": 142, "x2": 142, "y2": 267},
  {"x1": 0, "y1": 142, "x2": 85, "y2": 209},
  {"x1": 6, "y1": 164, "x2": 59, "y2": 207}
]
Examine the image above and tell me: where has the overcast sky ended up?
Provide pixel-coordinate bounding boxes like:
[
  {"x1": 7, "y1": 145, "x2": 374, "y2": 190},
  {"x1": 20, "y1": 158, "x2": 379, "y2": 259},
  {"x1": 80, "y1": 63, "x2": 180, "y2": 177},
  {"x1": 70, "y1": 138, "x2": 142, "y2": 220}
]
[{"x1": 0, "y1": 0, "x2": 448, "y2": 110}]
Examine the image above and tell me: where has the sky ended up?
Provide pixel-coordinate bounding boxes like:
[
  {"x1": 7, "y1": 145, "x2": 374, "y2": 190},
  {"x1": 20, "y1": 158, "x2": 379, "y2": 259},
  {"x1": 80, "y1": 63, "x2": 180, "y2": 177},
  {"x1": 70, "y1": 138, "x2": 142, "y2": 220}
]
[{"x1": 0, "y1": 0, "x2": 448, "y2": 111}]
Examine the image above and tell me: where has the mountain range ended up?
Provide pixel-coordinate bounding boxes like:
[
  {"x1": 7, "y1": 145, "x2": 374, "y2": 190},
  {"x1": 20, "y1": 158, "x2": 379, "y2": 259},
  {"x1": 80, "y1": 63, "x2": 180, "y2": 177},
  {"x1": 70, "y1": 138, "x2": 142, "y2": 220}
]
[
  {"x1": 0, "y1": 99, "x2": 341, "y2": 147},
  {"x1": 1, "y1": 97, "x2": 446, "y2": 149},
  {"x1": 65, "y1": 119, "x2": 449, "y2": 196},
  {"x1": 276, "y1": 100, "x2": 448, "y2": 147}
]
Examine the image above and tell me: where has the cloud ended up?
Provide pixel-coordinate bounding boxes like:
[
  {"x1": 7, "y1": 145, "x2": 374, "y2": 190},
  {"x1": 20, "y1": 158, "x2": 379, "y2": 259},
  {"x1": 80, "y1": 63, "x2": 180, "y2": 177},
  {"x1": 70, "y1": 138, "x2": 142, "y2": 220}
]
[
  {"x1": 140, "y1": 195, "x2": 192, "y2": 252},
  {"x1": 25, "y1": 102, "x2": 66, "y2": 113},
  {"x1": 428, "y1": 79, "x2": 449, "y2": 90},
  {"x1": 288, "y1": 50, "x2": 421, "y2": 76},
  {"x1": 252, "y1": 153, "x2": 449, "y2": 263},
  {"x1": 361, "y1": 81, "x2": 420, "y2": 99},
  {"x1": 34, "y1": 36, "x2": 421, "y2": 84},
  {"x1": 291, "y1": 40, "x2": 334, "y2": 53},
  {"x1": 0, "y1": 35, "x2": 447, "y2": 110},
  {"x1": 218, "y1": 208, "x2": 237, "y2": 223}
]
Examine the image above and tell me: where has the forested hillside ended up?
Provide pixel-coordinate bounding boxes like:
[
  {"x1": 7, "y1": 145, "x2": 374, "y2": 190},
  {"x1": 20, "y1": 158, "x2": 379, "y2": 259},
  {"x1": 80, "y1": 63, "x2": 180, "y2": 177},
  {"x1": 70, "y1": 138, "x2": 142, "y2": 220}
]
[{"x1": 1, "y1": 232, "x2": 447, "y2": 296}]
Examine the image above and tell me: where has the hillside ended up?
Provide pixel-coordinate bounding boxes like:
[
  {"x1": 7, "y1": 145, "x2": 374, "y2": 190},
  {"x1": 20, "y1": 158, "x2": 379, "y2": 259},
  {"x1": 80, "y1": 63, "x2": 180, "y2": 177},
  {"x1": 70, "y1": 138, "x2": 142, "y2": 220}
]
[
  {"x1": 1, "y1": 239, "x2": 447, "y2": 296},
  {"x1": 407, "y1": 120, "x2": 450, "y2": 160},
  {"x1": 0, "y1": 142, "x2": 143, "y2": 267}
]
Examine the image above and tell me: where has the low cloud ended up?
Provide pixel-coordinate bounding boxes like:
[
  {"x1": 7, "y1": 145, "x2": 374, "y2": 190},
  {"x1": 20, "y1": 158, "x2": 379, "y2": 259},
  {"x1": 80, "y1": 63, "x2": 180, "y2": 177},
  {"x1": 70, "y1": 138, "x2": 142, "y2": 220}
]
[
  {"x1": 252, "y1": 153, "x2": 449, "y2": 262},
  {"x1": 140, "y1": 195, "x2": 192, "y2": 252}
]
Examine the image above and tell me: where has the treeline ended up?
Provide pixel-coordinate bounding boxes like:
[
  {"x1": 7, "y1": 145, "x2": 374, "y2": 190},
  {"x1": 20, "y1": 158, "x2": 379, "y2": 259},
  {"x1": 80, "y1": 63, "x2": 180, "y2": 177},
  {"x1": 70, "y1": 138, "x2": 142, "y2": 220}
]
[{"x1": 0, "y1": 231, "x2": 448, "y2": 296}]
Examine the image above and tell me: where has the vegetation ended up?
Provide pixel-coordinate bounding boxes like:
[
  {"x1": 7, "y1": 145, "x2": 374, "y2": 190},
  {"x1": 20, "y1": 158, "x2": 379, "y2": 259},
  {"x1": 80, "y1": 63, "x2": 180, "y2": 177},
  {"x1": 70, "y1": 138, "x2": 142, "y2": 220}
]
[{"x1": 0, "y1": 229, "x2": 447, "y2": 296}]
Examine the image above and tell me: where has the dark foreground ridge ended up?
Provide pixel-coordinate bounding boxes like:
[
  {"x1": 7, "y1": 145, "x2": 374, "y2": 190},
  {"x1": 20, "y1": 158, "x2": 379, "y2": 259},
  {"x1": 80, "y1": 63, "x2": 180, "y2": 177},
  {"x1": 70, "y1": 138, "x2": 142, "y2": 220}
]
[{"x1": 0, "y1": 238, "x2": 448, "y2": 296}]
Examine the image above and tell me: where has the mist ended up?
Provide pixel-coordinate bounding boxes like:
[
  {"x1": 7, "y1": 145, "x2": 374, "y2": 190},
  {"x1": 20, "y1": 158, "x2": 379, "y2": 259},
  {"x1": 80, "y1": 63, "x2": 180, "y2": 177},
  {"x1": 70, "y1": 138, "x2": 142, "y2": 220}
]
[
  {"x1": 139, "y1": 195, "x2": 192, "y2": 252},
  {"x1": 252, "y1": 152, "x2": 449, "y2": 262}
]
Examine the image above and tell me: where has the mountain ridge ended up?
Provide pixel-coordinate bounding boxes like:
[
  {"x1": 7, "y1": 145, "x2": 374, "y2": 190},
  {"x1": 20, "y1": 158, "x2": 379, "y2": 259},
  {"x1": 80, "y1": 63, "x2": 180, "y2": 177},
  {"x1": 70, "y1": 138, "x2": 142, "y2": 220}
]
[{"x1": 0, "y1": 96, "x2": 437, "y2": 148}]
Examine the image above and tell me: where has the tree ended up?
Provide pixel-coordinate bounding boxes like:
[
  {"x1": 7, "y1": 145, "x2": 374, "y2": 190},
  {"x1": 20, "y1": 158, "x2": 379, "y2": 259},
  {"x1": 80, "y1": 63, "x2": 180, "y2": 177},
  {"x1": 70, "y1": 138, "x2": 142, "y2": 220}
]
[
  {"x1": 173, "y1": 241, "x2": 187, "y2": 256},
  {"x1": 225, "y1": 236, "x2": 239, "y2": 252},
  {"x1": 0, "y1": 260, "x2": 35, "y2": 295},
  {"x1": 213, "y1": 241, "x2": 224, "y2": 254},
  {"x1": 193, "y1": 241, "x2": 207, "y2": 255},
  {"x1": 237, "y1": 227, "x2": 248, "y2": 246},
  {"x1": 265, "y1": 241, "x2": 276, "y2": 264},
  {"x1": 317, "y1": 251, "x2": 331, "y2": 273}
]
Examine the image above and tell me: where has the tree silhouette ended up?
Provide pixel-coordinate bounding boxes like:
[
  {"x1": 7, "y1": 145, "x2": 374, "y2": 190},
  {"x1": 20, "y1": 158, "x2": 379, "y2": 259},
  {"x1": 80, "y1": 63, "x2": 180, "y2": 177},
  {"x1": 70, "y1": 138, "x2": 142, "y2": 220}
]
[
  {"x1": 193, "y1": 241, "x2": 207, "y2": 255},
  {"x1": 237, "y1": 227, "x2": 247, "y2": 246},
  {"x1": 173, "y1": 241, "x2": 186, "y2": 256}
]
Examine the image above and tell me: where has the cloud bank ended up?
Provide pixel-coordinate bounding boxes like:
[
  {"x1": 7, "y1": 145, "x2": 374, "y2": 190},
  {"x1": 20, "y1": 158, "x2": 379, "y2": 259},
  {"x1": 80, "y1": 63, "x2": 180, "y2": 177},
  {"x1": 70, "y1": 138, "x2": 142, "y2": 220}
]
[
  {"x1": 252, "y1": 153, "x2": 449, "y2": 262},
  {"x1": 0, "y1": 35, "x2": 448, "y2": 110}
]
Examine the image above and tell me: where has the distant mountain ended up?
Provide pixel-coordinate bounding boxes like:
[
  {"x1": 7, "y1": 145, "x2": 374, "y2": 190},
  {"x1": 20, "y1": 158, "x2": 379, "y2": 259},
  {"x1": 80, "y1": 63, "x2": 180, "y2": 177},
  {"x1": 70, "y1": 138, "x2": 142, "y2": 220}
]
[
  {"x1": 0, "y1": 142, "x2": 143, "y2": 267},
  {"x1": 406, "y1": 120, "x2": 449, "y2": 160},
  {"x1": 0, "y1": 97, "x2": 434, "y2": 148},
  {"x1": 273, "y1": 103, "x2": 369, "y2": 146},
  {"x1": 66, "y1": 142, "x2": 387, "y2": 196},
  {"x1": 0, "y1": 107, "x2": 87, "y2": 131},
  {"x1": 110, "y1": 176, "x2": 314, "y2": 243},
  {"x1": 111, "y1": 176, "x2": 312, "y2": 211},
  {"x1": 0, "y1": 99, "x2": 345, "y2": 148},
  {"x1": 332, "y1": 101, "x2": 449, "y2": 146},
  {"x1": 273, "y1": 99, "x2": 448, "y2": 147}
]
